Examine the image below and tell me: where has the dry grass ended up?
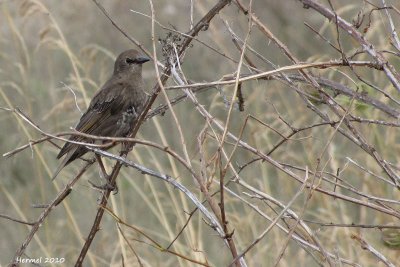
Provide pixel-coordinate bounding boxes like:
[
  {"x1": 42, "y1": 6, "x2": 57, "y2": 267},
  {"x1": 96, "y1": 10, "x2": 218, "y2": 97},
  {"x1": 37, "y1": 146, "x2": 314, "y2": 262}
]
[{"x1": 1, "y1": 0, "x2": 400, "y2": 266}]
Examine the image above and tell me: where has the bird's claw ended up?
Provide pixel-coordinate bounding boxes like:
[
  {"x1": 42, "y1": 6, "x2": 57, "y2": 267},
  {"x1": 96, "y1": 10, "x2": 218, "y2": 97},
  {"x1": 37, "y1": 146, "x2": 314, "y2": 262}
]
[
  {"x1": 88, "y1": 180, "x2": 118, "y2": 194},
  {"x1": 111, "y1": 182, "x2": 119, "y2": 195}
]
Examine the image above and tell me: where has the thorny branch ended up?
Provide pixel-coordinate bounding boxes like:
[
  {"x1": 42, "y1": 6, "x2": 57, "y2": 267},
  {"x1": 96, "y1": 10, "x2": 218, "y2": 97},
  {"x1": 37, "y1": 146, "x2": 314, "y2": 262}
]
[
  {"x1": 3, "y1": 0, "x2": 400, "y2": 266},
  {"x1": 75, "y1": 0, "x2": 236, "y2": 266}
]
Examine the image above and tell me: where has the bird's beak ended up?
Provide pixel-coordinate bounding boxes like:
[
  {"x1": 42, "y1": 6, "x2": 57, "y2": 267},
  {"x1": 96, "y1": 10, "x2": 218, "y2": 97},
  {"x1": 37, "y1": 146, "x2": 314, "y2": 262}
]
[{"x1": 136, "y1": 56, "x2": 150, "y2": 64}]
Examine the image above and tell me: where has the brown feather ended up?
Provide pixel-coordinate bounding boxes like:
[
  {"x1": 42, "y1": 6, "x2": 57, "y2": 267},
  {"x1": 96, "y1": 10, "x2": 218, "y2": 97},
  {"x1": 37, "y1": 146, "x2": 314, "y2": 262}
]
[{"x1": 52, "y1": 49, "x2": 149, "y2": 180}]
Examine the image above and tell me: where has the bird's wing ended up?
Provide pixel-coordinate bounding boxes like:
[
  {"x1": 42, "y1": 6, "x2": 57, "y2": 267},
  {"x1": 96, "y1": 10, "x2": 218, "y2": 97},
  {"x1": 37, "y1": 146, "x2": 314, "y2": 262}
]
[
  {"x1": 75, "y1": 87, "x2": 125, "y2": 133},
  {"x1": 56, "y1": 83, "x2": 126, "y2": 159}
]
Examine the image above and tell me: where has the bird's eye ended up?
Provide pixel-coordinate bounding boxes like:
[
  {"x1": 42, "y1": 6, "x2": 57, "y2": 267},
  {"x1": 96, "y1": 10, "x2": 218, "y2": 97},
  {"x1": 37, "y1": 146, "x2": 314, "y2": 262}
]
[{"x1": 125, "y1": 58, "x2": 136, "y2": 64}]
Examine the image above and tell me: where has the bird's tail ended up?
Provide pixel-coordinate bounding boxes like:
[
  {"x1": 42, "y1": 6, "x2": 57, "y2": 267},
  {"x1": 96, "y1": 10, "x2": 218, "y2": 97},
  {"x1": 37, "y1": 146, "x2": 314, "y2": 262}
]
[{"x1": 51, "y1": 153, "x2": 72, "y2": 181}]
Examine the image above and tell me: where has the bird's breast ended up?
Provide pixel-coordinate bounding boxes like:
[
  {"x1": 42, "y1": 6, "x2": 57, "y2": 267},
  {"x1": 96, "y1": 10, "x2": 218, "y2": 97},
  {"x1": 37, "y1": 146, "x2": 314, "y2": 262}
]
[{"x1": 115, "y1": 105, "x2": 138, "y2": 136}]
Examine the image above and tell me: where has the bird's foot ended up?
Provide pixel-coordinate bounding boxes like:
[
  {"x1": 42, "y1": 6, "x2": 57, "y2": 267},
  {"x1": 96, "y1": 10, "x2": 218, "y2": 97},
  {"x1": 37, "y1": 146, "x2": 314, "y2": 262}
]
[{"x1": 88, "y1": 180, "x2": 119, "y2": 194}]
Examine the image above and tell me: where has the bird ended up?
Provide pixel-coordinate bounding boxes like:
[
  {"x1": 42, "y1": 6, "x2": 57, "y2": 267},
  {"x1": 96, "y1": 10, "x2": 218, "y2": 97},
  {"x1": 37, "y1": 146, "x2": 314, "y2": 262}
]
[{"x1": 51, "y1": 49, "x2": 150, "y2": 181}]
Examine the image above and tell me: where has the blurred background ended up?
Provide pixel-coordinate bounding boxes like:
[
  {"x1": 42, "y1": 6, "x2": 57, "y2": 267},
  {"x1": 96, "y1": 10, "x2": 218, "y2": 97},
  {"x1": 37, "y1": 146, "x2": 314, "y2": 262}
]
[{"x1": 1, "y1": 0, "x2": 400, "y2": 266}]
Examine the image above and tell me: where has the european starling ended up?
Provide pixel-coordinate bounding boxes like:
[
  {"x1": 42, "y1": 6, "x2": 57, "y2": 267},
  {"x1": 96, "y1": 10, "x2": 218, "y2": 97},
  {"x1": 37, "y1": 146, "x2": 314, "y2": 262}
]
[{"x1": 52, "y1": 49, "x2": 150, "y2": 180}]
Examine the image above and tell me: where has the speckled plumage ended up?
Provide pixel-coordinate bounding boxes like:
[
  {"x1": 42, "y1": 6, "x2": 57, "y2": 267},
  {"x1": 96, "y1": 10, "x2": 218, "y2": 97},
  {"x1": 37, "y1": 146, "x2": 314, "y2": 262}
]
[{"x1": 52, "y1": 49, "x2": 149, "y2": 180}]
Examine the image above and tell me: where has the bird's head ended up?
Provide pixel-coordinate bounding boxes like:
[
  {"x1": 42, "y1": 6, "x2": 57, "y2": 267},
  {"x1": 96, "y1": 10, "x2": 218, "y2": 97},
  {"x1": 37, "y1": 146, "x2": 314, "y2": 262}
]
[{"x1": 114, "y1": 49, "x2": 150, "y2": 75}]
